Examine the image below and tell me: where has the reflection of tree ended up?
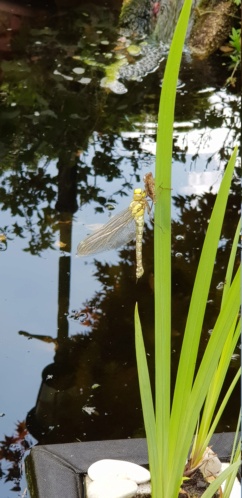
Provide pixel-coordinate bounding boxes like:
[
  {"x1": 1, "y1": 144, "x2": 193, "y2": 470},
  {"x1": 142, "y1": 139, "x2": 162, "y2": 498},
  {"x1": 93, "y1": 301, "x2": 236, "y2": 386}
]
[
  {"x1": 0, "y1": 130, "x2": 152, "y2": 253},
  {"x1": 9, "y1": 141, "x2": 238, "y2": 479},
  {"x1": 171, "y1": 175, "x2": 241, "y2": 329},
  {"x1": 1, "y1": 3, "x2": 240, "y2": 495},
  {"x1": 172, "y1": 60, "x2": 241, "y2": 166},
  {"x1": 1, "y1": 173, "x2": 234, "y2": 494},
  {"x1": 0, "y1": 421, "x2": 33, "y2": 492},
  {"x1": 0, "y1": 5, "x2": 156, "y2": 251},
  {"x1": 22, "y1": 326, "x2": 145, "y2": 444},
  {"x1": 0, "y1": 163, "x2": 57, "y2": 255},
  {"x1": 173, "y1": 174, "x2": 240, "y2": 265},
  {"x1": 0, "y1": 2, "x2": 240, "y2": 256},
  {"x1": 0, "y1": 3, "x2": 149, "y2": 253},
  {"x1": 70, "y1": 182, "x2": 240, "y2": 430}
]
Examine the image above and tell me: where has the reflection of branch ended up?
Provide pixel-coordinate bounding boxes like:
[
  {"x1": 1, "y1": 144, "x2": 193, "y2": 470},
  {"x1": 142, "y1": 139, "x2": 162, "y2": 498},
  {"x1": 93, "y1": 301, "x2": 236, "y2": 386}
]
[{"x1": 18, "y1": 330, "x2": 58, "y2": 346}]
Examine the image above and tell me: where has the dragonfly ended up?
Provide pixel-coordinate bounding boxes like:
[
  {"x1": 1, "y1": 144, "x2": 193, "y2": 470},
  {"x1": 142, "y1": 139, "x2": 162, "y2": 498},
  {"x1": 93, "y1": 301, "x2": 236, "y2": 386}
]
[{"x1": 77, "y1": 172, "x2": 155, "y2": 279}]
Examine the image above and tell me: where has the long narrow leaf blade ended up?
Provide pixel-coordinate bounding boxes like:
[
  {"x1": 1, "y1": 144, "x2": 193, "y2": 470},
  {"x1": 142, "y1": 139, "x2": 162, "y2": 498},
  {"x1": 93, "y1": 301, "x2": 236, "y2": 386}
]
[
  {"x1": 154, "y1": 2, "x2": 194, "y2": 495},
  {"x1": 221, "y1": 217, "x2": 241, "y2": 307},
  {"x1": 200, "y1": 461, "x2": 241, "y2": 498},
  {"x1": 172, "y1": 266, "x2": 240, "y2": 471},
  {"x1": 169, "y1": 148, "x2": 238, "y2": 464},
  {"x1": 134, "y1": 304, "x2": 158, "y2": 496}
]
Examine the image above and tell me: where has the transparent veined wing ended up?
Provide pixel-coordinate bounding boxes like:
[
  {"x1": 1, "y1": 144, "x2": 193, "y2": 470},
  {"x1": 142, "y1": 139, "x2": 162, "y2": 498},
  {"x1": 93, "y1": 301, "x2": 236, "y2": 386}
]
[
  {"x1": 77, "y1": 184, "x2": 151, "y2": 279},
  {"x1": 77, "y1": 206, "x2": 137, "y2": 256}
]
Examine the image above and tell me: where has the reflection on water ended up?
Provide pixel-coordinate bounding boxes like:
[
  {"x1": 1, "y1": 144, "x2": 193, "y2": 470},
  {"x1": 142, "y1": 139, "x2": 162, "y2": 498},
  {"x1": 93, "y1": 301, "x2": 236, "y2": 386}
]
[{"x1": 0, "y1": 0, "x2": 240, "y2": 496}]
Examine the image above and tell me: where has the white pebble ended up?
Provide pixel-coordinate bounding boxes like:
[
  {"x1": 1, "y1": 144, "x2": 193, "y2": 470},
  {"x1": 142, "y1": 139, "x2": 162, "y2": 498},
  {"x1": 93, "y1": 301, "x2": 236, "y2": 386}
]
[
  {"x1": 88, "y1": 459, "x2": 150, "y2": 484},
  {"x1": 87, "y1": 476, "x2": 137, "y2": 498}
]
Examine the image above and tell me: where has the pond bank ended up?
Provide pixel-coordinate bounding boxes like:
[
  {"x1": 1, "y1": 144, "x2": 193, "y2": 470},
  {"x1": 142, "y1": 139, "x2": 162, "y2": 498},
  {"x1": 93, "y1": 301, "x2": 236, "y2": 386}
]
[{"x1": 26, "y1": 433, "x2": 240, "y2": 498}]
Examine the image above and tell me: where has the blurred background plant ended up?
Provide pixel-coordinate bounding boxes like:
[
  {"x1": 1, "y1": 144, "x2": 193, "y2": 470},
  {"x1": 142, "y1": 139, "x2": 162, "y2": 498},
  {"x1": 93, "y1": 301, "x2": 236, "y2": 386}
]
[{"x1": 225, "y1": 0, "x2": 241, "y2": 86}]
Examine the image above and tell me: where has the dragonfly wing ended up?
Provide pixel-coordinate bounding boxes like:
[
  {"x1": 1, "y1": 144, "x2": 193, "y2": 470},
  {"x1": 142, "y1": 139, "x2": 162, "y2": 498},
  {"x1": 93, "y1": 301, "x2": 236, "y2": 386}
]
[{"x1": 77, "y1": 207, "x2": 136, "y2": 256}]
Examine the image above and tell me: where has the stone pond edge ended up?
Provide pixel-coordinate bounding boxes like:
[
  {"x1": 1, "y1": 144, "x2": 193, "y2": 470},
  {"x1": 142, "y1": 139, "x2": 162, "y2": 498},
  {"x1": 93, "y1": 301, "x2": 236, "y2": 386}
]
[{"x1": 25, "y1": 434, "x2": 240, "y2": 498}]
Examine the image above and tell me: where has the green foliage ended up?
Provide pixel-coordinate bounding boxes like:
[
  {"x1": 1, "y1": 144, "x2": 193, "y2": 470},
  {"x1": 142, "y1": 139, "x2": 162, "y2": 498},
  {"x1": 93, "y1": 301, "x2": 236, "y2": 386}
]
[
  {"x1": 226, "y1": 27, "x2": 241, "y2": 86},
  {"x1": 189, "y1": 218, "x2": 241, "y2": 468},
  {"x1": 229, "y1": 27, "x2": 241, "y2": 53},
  {"x1": 135, "y1": 0, "x2": 241, "y2": 497}
]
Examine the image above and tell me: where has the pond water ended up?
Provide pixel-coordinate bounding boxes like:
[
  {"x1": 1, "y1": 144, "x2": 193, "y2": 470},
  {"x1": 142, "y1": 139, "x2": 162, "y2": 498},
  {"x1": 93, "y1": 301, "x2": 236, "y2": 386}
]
[{"x1": 0, "y1": 0, "x2": 240, "y2": 496}]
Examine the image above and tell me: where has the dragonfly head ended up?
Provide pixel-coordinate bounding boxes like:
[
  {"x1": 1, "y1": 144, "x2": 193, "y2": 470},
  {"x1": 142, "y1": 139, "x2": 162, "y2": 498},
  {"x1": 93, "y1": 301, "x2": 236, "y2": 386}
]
[{"x1": 133, "y1": 188, "x2": 146, "y2": 202}]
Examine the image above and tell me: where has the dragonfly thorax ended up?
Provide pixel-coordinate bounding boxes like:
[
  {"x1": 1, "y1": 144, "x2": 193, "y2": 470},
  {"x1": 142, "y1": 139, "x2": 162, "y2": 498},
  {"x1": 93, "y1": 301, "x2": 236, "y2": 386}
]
[{"x1": 129, "y1": 199, "x2": 146, "y2": 218}]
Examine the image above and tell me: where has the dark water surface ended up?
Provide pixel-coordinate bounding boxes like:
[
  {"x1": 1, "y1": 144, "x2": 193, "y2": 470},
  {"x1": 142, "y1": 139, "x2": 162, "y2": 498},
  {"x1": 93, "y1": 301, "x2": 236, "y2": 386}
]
[{"x1": 0, "y1": 0, "x2": 240, "y2": 496}]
